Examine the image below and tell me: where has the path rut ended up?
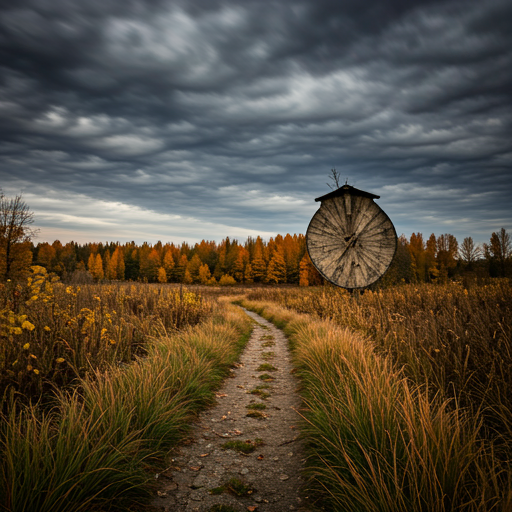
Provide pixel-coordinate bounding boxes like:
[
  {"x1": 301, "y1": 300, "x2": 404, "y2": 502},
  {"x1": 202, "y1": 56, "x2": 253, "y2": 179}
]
[{"x1": 151, "y1": 308, "x2": 312, "y2": 512}]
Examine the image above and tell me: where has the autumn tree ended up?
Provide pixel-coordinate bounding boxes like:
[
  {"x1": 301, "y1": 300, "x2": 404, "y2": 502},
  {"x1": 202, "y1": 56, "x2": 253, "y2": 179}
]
[
  {"x1": 140, "y1": 247, "x2": 161, "y2": 282},
  {"x1": 251, "y1": 237, "x2": 267, "y2": 282},
  {"x1": 283, "y1": 233, "x2": 301, "y2": 283},
  {"x1": 163, "y1": 247, "x2": 175, "y2": 277},
  {"x1": 198, "y1": 263, "x2": 212, "y2": 284},
  {"x1": 244, "y1": 262, "x2": 254, "y2": 283},
  {"x1": 37, "y1": 243, "x2": 57, "y2": 271},
  {"x1": 0, "y1": 192, "x2": 36, "y2": 281},
  {"x1": 426, "y1": 234, "x2": 438, "y2": 281},
  {"x1": 266, "y1": 248, "x2": 287, "y2": 284},
  {"x1": 60, "y1": 242, "x2": 78, "y2": 275},
  {"x1": 299, "y1": 255, "x2": 309, "y2": 287},
  {"x1": 174, "y1": 254, "x2": 188, "y2": 282},
  {"x1": 157, "y1": 267, "x2": 167, "y2": 283},
  {"x1": 111, "y1": 246, "x2": 125, "y2": 280},
  {"x1": 484, "y1": 228, "x2": 512, "y2": 277},
  {"x1": 195, "y1": 240, "x2": 217, "y2": 271},
  {"x1": 88, "y1": 253, "x2": 104, "y2": 280},
  {"x1": 436, "y1": 234, "x2": 458, "y2": 281},
  {"x1": 233, "y1": 246, "x2": 250, "y2": 282},
  {"x1": 183, "y1": 268, "x2": 193, "y2": 284},
  {"x1": 408, "y1": 233, "x2": 426, "y2": 282},
  {"x1": 187, "y1": 254, "x2": 203, "y2": 283}
]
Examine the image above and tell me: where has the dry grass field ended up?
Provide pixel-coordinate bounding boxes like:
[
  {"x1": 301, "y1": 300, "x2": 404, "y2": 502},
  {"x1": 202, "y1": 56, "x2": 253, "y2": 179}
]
[
  {"x1": 1, "y1": 268, "x2": 511, "y2": 511},
  {"x1": 241, "y1": 279, "x2": 512, "y2": 511},
  {"x1": 0, "y1": 267, "x2": 252, "y2": 511}
]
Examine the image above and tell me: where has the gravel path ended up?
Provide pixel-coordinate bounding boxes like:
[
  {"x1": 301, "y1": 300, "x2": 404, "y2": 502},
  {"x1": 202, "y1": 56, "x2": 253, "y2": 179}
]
[{"x1": 151, "y1": 307, "x2": 312, "y2": 512}]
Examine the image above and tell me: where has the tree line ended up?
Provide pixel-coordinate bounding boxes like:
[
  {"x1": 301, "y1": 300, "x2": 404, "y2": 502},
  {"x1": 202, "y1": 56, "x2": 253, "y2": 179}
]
[{"x1": 1, "y1": 192, "x2": 511, "y2": 285}]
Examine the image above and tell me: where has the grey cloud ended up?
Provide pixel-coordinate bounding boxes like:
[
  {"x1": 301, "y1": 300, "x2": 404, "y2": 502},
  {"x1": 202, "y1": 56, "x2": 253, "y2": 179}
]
[{"x1": 0, "y1": 0, "x2": 511, "y2": 246}]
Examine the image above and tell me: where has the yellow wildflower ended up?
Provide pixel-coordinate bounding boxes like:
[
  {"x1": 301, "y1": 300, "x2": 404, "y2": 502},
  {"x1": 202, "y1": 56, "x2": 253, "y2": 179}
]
[
  {"x1": 29, "y1": 354, "x2": 37, "y2": 359},
  {"x1": 44, "y1": 326, "x2": 51, "y2": 331},
  {"x1": 56, "y1": 357, "x2": 65, "y2": 363},
  {"x1": 22, "y1": 320, "x2": 36, "y2": 331},
  {"x1": 26, "y1": 365, "x2": 33, "y2": 371},
  {"x1": 33, "y1": 369, "x2": 39, "y2": 375},
  {"x1": 23, "y1": 343, "x2": 30, "y2": 350}
]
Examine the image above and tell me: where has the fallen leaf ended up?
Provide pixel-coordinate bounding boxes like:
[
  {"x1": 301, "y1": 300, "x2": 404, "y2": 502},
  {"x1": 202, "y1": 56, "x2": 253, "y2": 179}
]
[
  {"x1": 157, "y1": 491, "x2": 167, "y2": 498},
  {"x1": 220, "y1": 415, "x2": 227, "y2": 421},
  {"x1": 190, "y1": 466, "x2": 201, "y2": 471},
  {"x1": 257, "y1": 454, "x2": 264, "y2": 460},
  {"x1": 216, "y1": 393, "x2": 227, "y2": 398},
  {"x1": 237, "y1": 385, "x2": 245, "y2": 389},
  {"x1": 200, "y1": 453, "x2": 209, "y2": 457},
  {"x1": 248, "y1": 506, "x2": 258, "y2": 511}
]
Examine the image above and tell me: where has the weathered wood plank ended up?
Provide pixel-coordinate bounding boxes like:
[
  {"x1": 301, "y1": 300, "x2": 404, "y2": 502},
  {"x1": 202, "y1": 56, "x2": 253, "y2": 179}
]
[{"x1": 306, "y1": 193, "x2": 397, "y2": 289}]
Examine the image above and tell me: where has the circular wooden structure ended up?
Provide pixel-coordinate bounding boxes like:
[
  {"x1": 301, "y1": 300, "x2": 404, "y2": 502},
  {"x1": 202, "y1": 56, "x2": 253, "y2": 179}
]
[{"x1": 306, "y1": 184, "x2": 397, "y2": 289}]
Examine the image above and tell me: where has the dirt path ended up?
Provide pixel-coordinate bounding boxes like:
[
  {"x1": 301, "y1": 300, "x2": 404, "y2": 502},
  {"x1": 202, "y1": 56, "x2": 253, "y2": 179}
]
[{"x1": 151, "y1": 307, "x2": 312, "y2": 512}]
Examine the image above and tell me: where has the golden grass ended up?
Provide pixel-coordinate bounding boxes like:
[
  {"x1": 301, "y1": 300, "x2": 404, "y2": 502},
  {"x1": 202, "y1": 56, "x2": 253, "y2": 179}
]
[
  {"x1": 0, "y1": 266, "x2": 213, "y2": 404},
  {"x1": 241, "y1": 298, "x2": 512, "y2": 512},
  {"x1": 245, "y1": 281, "x2": 512, "y2": 452},
  {"x1": 0, "y1": 291, "x2": 252, "y2": 512}
]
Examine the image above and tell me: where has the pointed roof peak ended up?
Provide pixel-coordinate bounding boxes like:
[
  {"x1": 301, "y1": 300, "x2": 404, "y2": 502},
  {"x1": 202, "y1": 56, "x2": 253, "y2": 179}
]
[{"x1": 315, "y1": 184, "x2": 380, "y2": 202}]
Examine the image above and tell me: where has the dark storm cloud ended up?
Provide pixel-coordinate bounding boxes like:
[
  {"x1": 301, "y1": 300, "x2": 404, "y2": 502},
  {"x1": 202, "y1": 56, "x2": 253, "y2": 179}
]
[{"x1": 0, "y1": 0, "x2": 511, "y2": 244}]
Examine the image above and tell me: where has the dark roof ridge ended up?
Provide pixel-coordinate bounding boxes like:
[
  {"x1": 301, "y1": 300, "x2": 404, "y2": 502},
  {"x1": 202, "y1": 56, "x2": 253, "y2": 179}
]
[{"x1": 314, "y1": 184, "x2": 380, "y2": 202}]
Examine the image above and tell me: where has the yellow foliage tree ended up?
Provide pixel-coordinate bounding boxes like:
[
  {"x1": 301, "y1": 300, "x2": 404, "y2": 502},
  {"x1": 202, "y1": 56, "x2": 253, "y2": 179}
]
[
  {"x1": 157, "y1": 267, "x2": 167, "y2": 283},
  {"x1": 88, "y1": 253, "x2": 104, "y2": 281},
  {"x1": 198, "y1": 263, "x2": 212, "y2": 284}
]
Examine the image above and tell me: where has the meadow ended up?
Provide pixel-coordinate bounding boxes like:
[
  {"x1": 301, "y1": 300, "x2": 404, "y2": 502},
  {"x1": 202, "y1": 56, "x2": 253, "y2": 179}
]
[
  {"x1": 241, "y1": 280, "x2": 512, "y2": 511},
  {"x1": 1, "y1": 268, "x2": 511, "y2": 511},
  {"x1": 0, "y1": 267, "x2": 252, "y2": 511}
]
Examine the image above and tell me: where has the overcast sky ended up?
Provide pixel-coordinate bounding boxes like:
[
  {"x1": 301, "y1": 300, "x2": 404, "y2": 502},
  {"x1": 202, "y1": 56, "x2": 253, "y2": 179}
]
[{"x1": 1, "y1": 0, "x2": 511, "y2": 247}]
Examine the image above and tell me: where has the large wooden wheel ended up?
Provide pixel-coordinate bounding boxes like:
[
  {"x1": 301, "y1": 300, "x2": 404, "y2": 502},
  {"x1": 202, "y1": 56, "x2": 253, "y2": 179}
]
[{"x1": 306, "y1": 185, "x2": 397, "y2": 289}]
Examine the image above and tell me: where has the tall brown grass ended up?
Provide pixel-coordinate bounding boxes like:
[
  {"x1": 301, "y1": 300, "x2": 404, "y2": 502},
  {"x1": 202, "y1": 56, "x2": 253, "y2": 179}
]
[
  {"x1": 0, "y1": 297, "x2": 251, "y2": 512},
  {"x1": 246, "y1": 281, "x2": 512, "y2": 455},
  {"x1": 241, "y1": 298, "x2": 512, "y2": 511}
]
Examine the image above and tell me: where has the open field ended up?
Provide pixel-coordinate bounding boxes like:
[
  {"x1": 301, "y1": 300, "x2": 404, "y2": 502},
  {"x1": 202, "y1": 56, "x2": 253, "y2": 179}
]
[
  {"x1": 0, "y1": 266, "x2": 214, "y2": 404},
  {"x1": 240, "y1": 288, "x2": 512, "y2": 512},
  {"x1": 245, "y1": 281, "x2": 512, "y2": 455},
  {"x1": 1, "y1": 272, "x2": 511, "y2": 511},
  {"x1": 0, "y1": 269, "x2": 252, "y2": 511}
]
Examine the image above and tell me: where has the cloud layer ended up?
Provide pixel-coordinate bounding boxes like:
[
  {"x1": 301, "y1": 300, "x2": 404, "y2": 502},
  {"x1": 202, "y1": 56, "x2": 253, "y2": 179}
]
[{"x1": 1, "y1": 0, "x2": 511, "y2": 245}]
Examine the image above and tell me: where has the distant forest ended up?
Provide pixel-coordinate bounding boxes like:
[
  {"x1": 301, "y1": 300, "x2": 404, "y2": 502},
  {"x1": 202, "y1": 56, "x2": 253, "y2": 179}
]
[{"x1": 6, "y1": 228, "x2": 511, "y2": 286}]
